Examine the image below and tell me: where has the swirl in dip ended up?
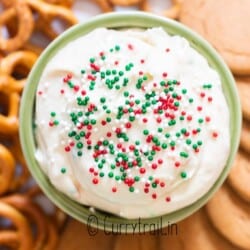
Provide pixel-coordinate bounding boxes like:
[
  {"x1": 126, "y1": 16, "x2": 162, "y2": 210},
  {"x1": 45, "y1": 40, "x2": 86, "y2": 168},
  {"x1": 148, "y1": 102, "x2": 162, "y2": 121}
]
[{"x1": 35, "y1": 27, "x2": 230, "y2": 219}]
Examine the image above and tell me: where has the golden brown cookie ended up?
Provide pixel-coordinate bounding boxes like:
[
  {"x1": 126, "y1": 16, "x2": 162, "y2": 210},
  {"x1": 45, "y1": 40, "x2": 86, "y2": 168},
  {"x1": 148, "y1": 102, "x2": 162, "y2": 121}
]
[
  {"x1": 236, "y1": 78, "x2": 250, "y2": 121},
  {"x1": 228, "y1": 151, "x2": 250, "y2": 202},
  {"x1": 240, "y1": 121, "x2": 250, "y2": 153},
  {"x1": 179, "y1": 0, "x2": 250, "y2": 75},
  {"x1": 160, "y1": 208, "x2": 238, "y2": 250},
  {"x1": 206, "y1": 184, "x2": 250, "y2": 249}
]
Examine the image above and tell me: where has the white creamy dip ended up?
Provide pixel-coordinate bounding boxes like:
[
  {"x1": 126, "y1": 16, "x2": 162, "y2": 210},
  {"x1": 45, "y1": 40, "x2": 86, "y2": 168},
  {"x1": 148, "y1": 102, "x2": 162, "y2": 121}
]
[{"x1": 35, "y1": 27, "x2": 230, "y2": 218}]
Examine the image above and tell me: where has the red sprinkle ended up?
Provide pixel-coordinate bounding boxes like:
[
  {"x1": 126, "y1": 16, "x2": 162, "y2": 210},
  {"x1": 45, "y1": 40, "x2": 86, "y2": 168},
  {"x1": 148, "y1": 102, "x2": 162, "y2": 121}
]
[
  {"x1": 160, "y1": 182, "x2": 165, "y2": 188},
  {"x1": 81, "y1": 90, "x2": 86, "y2": 96},
  {"x1": 175, "y1": 161, "x2": 180, "y2": 167},
  {"x1": 212, "y1": 132, "x2": 218, "y2": 138},
  {"x1": 152, "y1": 193, "x2": 157, "y2": 199},
  {"x1": 208, "y1": 96, "x2": 213, "y2": 102},
  {"x1": 165, "y1": 197, "x2": 171, "y2": 202},
  {"x1": 200, "y1": 92, "x2": 205, "y2": 98},
  {"x1": 140, "y1": 168, "x2": 146, "y2": 174},
  {"x1": 112, "y1": 187, "x2": 117, "y2": 193},
  {"x1": 151, "y1": 163, "x2": 158, "y2": 169},
  {"x1": 65, "y1": 146, "x2": 70, "y2": 152},
  {"x1": 92, "y1": 178, "x2": 99, "y2": 184},
  {"x1": 128, "y1": 44, "x2": 133, "y2": 50},
  {"x1": 205, "y1": 116, "x2": 211, "y2": 122},
  {"x1": 197, "y1": 106, "x2": 202, "y2": 111}
]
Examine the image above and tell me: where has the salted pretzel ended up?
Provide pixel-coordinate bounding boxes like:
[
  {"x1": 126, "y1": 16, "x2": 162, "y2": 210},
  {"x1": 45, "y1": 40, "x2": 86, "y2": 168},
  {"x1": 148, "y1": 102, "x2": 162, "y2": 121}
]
[
  {"x1": 1, "y1": 194, "x2": 59, "y2": 250},
  {"x1": 0, "y1": 50, "x2": 38, "y2": 85},
  {"x1": 0, "y1": 1, "x2": 34, "y2": 52},
  {"x1": 140, "y1": 0, "x2": 181, "y2": 19},
  {"x1": 0, "y1": 201, "x2": 34, "y2": 250},
  {"x1": 27, "y1": 0, "x2": 78, "y2": 40},
  {"x1": 0, "y1": 91, "x2": 19, "y2": 135},
  {"x1": 0, "y1": 144, "x2": 15, "y2": 195}
]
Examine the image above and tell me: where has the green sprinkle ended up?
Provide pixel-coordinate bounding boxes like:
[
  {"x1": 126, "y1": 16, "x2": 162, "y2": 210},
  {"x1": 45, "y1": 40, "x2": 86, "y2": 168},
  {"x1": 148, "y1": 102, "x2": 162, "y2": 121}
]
[
  {"x1": 124, "y1": 91, "x2": 129, "y2": 97},
  {"x1": 77, "y1": 151, "x2": 82, "y2": 157},
  {"x1": 182, "y1": 89, "x2": 187, "y2": 94},
  {"x1": 115, "y1": 45, "x2": 120, "y2": 51},
  {"x1": 90, "y1": 119, "x2": 96, "y2": 125},
  {"x1": 50, "y1": 112, "x2": 56, "y2": 117},
  {"x1": 143, "y1": 129, "x2": 149, "y2": 135},
  {"x1": 53, "y1": 120, "x2": 59, "y2": 125},
  {"x1": 180, "y1": 151, "x2": 189, "y2": 158},
  {"x1": 189, "y1": 98, "x2": 194, "y2": 103},
  {"x1": 106, "y1": 117, "x2": 111, "y2": 122},
  {"x1": 61, "y1": 168, "x2": 66, "y2": 174},
  {"x1": 100, "y1": 172, "x2": 104, "y2": 177},
  {"x1": 197, "y1": 140, "x2": 203, "y2": 146},
  {"x1": 165, "y1": 133, "x2": 170, "y2": 138},
  {"x1": 162, "y1": 143, "x2": 167, "y2": 149},
  {"x1": 186, "y1": 139, "x2": 192, "y2": 145},
  {"x1": 134, "y1": 176, "x2": 140, "y2": 182},
  {"x1": 108, "y1": 172, "x2": 114, "y2": 178},
  {"x1": 152, "y1": 183, "x2": 157, "y2": 188},
  {"x1": 77, "y1": 142, "x2": 83, "y2": 149},
  {"x1": 100, "y1": 97, "x2": 106, "y2": 103},
  {"x1": 129, "y1": 186, "x2": 135, "y2": 192},
  {"x1": 198, "y1": 118, "x2": 204, "y2": 124},
  {"x1": 158, "y1": 128, "x2": 163, "y2": 133},
  {"x1": 90, "y1": 58, "x2": 95, "y2": 63},
  {"x1": 80, "y1": 131, "x2": 85, "y2": 137},
  {"x1": 148, "y1": 155, "x2": 153, "y2": 161},
  {"x1": 115, "y1": 176, "x2": 120, "y2": 181},
  {"x1": 103, "y1": 140, "x2": 109, "y2": 146},
  {"x1": 181, "y1": 172, "x2": 187, "y2": 178}
]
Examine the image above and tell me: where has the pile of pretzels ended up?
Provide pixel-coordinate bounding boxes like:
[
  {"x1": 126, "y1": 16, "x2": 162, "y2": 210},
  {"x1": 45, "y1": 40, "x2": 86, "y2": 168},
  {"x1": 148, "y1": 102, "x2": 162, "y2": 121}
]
[{"x1": 0, "y1": 0, "x2": 77, "y2": 249}]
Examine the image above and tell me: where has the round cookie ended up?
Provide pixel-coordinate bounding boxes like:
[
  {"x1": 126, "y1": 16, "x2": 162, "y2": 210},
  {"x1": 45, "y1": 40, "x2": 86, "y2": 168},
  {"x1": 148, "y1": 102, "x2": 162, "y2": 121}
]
[
  {"x1": 160, "y1": 208, "x2": 238, "y2": 250},
  {"x1": 206, "y1": 184, "x2": 250, "y2": 249},
  {"x1": 240, "y1": 121, "x2": 250, "y2": 154},
  {"x1": 179, "y1": 0, "x2": 250, "y2": 75},
  {"x1": 228, "y1": 151, "x2": 250, "y2": 202},
  {"x1": 236, "y1": 78, "x2": 250, "y2": 121}
]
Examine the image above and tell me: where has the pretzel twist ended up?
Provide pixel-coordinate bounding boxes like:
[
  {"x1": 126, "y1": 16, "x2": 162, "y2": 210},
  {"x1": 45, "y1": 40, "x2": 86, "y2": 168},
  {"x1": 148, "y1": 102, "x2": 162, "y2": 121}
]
[
  {"x1": 0, "y1": 201, "x2": 34, "y2": 250},
  {"x1": 1, "y1": 194, "x2": 58, "y2": 250},
  {"x1": 27, "y1": 0, "x2": 78, "y2": 39},
  {"x1": 0, "y1": 1, "x2": 34, "y2": 52}
]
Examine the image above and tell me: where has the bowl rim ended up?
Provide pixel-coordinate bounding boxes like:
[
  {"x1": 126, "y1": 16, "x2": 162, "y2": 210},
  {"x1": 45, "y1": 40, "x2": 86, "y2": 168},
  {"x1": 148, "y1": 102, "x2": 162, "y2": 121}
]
[{"x1": 20, "y1": 11, "x2": 241, "y2": 233}]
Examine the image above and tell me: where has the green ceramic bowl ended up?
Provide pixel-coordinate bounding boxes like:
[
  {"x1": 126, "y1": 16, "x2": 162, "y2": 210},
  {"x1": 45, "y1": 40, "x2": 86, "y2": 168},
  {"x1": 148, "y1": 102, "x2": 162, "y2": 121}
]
[{"x1": 20, "y1": 12, "x2": 241, "y2": 233}]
